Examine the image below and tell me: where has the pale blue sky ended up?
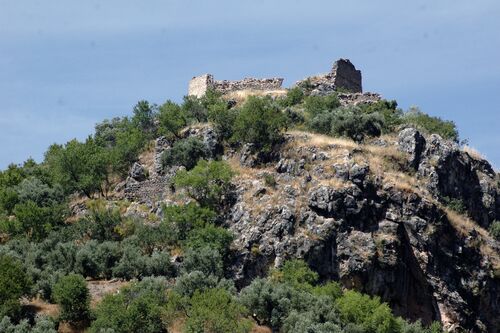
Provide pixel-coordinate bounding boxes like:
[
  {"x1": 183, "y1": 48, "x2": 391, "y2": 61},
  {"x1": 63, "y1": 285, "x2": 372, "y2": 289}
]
[{"x1": 1, "y1": 1, "x2": 499, "y2": 169}]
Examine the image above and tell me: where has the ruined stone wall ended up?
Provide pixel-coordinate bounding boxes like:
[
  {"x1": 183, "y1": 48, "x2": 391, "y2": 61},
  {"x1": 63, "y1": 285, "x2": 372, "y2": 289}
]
[
  {"x1": 331, "y1": 59, "x2": 362, "y2": 93},
  {"x1": 212, "y1": 77, "x2": 284, "y2": 95},
  {"x1": 188, "y1": 75, "x2": 283, "y2": 97},
  {"x1": 188, "y1": 74, "x2": 214, "y2": 98},
  {"x1": 188, "y1": 58, "x2": 362, "y2": 97},
  {"x1": 295, "y1": 58, "x2": 363, "y2": 94}
]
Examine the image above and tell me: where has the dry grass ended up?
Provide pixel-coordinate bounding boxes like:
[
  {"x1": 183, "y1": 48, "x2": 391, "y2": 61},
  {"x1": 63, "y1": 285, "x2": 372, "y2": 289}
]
[
  {"x1": 444, "y1": 208, "x2": 500, "y2": 271},
  {"x1": 462, "y1": 145, "x2": 486, "y2": 161},
  {"x1": 287, "y1": 130, "x2": 359, "y2": 150},
  {"x1": 223, "y1": 89, "x2": 287, "y2": 104}
]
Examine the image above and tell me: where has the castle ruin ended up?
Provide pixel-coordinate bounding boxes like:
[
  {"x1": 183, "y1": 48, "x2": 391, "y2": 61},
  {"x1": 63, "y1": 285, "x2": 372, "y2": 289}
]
[{"x1": 188, "y1": 59, "x2": 376, "y2": 104}]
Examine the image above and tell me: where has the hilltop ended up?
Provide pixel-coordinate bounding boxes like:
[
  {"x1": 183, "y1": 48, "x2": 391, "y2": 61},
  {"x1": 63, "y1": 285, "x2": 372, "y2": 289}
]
[{"x1": 0, "y1": 59, "x2": 499, "y2": 333}]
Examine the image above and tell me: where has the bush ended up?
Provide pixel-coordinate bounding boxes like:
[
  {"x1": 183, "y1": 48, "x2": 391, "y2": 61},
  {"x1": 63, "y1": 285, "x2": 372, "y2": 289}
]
[
  {"x1": 161, "y1": 202, "x2": 216, "y2": 243},
  {"x1": 271, "y1": 259, "x2": 318, "y2": 290},
  {"x1": 53, "y1": 274, "x2": 90, "y2": 323},
  {"x1": 185, "y1": 288, "x2": 251, "y2": 333},
  {"x1": 173, "y1": 160, "x2": 234, "y2": 210},
  {"x1": 44, "y1": 138, "x2": 109, "y2": 198},
  {"x1": 158, "y1": 100, "x2": 189, "y2": 139},
  {"x1": 443, "y1": 197, "x2": 466, "y2": 215},
  {"x1": 330, "y1": 108, "x2": 384, "y2": 142},
  {"x1": 90, "y1": 278, "x2": 168, "y2": 333},
  {"x1": 239, "y1": 278, "x2": 307, "y2": 330},
  {"x1": 131, "y1": 100, "x2": 156, "y2": 136},
  {"x1": 279, "y1": 87, "x2": 305, "y2": 107},
  {"x1": 303, "y1": 94, "x2": 341, "y2": 118},
  {"x1": 181, "y1": 246, "x2": 224, "y2": 278},
  {"x1": 0, "y1": 315, "x2": 57, "y2": 333},
  {"x1": 336, "y1": 290, "x2": 401, "y2": 333},
  {"x1": 13, "y1": 201, "x2": 65, "y2": 241},
  {"x1": 359, "y1": 100, "x2": 402, "y2": 133},
  {"x1": 75, "y1": 201, "x2": 123, "y2": 241},
  {"x1": 174, "y1": 271, "x2": 235, "y2": 298},
  {"x1": 0, "y1": 188, "x2": 19, "y2": 215},
  {"x1": 208, "y1": 101, "x2": 237, "y2": 140},
  {"x1": 489, "y1": 221, "x2": 500, "y2": 240},
  {"x1": 186, "y1": 224, "x2": 233, "y2": 257},
  {"x1": 402, "y1": 107, "x2": 459, "y2": 142},
  {"x1": 15, "y1": 177, "x2": 64, "y2": 207},
  {"x1": 0, "y1": 255, "x2": 31, "y2": 320},
  {"x1": 161, "y1": 137, "x2": 209, "y2": 171},
  {"x1": 232, "y1": 96, "x2": 287, "y2": 153}
]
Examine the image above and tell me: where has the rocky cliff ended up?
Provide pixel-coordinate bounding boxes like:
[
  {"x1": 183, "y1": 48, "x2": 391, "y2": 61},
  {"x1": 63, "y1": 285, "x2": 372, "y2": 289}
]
[{"x1": 122, "y1": 125, "x2": 499, "y2": 332}]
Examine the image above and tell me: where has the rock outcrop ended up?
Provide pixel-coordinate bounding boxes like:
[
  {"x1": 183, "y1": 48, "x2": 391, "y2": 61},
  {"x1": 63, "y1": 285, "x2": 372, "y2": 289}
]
[
  {"x1": 124, "y1": 125, "x2": 499, "y2": 332},
  {"x1": 224, "y1": 130, "x2": 499, "y2": 332}
]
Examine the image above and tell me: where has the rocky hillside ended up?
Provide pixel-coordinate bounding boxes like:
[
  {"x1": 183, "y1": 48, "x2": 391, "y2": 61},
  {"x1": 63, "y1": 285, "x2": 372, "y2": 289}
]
[
  {"x1": 1, "y1": 62, "x2": 499, "y2": 333},
  {"x1": 120, "y1": 123, "x2": 499, "y2": 332}
]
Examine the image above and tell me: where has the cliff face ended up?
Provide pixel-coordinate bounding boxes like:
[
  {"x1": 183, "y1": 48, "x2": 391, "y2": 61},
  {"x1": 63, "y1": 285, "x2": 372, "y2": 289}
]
[{"x1": 122, "y1": 126, "x2": 499, "y2": 333}]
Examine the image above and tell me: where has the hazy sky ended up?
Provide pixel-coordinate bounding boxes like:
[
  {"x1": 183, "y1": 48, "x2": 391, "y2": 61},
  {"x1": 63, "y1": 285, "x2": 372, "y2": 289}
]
[{"x1": 1, "y1": 1, "x2": 499, "y2": 169}]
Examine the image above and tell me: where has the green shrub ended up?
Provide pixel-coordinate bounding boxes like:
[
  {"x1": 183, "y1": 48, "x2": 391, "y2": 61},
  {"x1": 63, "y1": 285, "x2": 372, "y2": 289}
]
[
  {"x1": 53, "y1": 274, "x2": 90, "y2": 323},
  {"x1": 359, "y1": 100, "x2": 402, "y2": 133},
  {"x1": 45, "y1": 137, "x2": 109, "y2": 198},
  {"x1": 15, "y1": 177, "x2": 64, "y2": 207},
  {"x1": 185, "y1": 288, "x2": 251, "y2": 333},
  {"x1": 0, "y1": 315, "x2": 57, "y2": 333},
  {"x1": 174, "y1": 271, "x2": 235, "y2": 298},
  {"x1": 181, "y1": 246, "x2": 224, "y2": 278},
  {"x1": 0, "y1": 188, "x2": 19, "y2": 215},
  {"x1": 13, "y1": 201, "x2": 65, "y2": 241},
  {"x1": 131, "y1": 100, "x2": 156, "y2": 136},
  {"x1": 158, "y1": 100, "x2": 189, "y2": 139},
  {"x1": 272, "y1": 259, "x2": 318, "y2": 290},
  {"x1": 186, "y1": 224, "x2": 233, "y2": 256},
  {"x1": 402, "y1": 107, "x2": 459, "y2": 142},
  {"x1": 443, "y1": 197, "x2": 466, "y2": 215},
  {"x1": 0, "y1": 255, "x2": 31, "y2": 320},
  {"x1": 208, "y1": 101, "x2": 237, "y2": 140},
  {"x1": 336, "y1": 290, "x2": 401, "y2": 333},
  {"x1": 182, "y1": 95, "x2": 208, "y2": 123},
  {"x1": 489, "y1": 221, "x2": 500, "y2": 240},
  {"x1": 264, "y1": 173, "x2": 277, "y2": 188},
  {"x1": 303, "y1": 94, "x2": 341, "y2": 118},
  {"x1": 232, "y1": 96, "x2": 287, "y2": 153},
  {"x1": 161, "y1": 137, "x2": 209, "y2": 170},
  {"x1": 90, "y1": 277, "x2": 168, "y2": 333},
  {"x1": 173, "y1": 160, "x2": 234, "y2": 210},
  {"x1": 279, "y1": 87, "x2": 305, "y2": 107},
  {"x1": 161, "y1": 202, "x2": 216, "y2": 243},
  {"x1": 239, "y1": 278, "x2": 307, "y2": 330},
  {"x1": 75, "y1": 202, "x2": 123, "y2": 241},
  {"x1": 112, "y1": 244, "x2": 148, "y2": 279},
  {"x1": 329, "y1": 108, "x2": 384, "y2": 142}
]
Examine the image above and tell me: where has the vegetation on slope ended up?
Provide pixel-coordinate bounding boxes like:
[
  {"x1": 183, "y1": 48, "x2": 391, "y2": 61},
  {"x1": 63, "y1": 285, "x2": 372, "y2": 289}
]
[{"x1": 0, "y1": 85, "x2": 487, "y2": 332}]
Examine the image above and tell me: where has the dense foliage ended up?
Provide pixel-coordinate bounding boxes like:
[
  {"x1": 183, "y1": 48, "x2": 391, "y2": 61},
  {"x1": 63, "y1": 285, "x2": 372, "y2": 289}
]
[{"x1": 53, "y1": 273, "x2": 91, "y2": 323}]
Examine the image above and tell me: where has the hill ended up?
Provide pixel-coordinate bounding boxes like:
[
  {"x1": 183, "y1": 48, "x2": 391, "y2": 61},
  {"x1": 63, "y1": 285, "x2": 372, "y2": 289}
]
[{"x1": 0, "y1": 59, "x2": 498, "y2": 333}]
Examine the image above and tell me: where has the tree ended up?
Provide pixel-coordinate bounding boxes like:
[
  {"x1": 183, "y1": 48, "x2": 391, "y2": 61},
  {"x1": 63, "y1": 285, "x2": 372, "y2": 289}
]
[
  {"x1": 13, "y1": 200, "x2": 65, "y2": 241},
  {"x1": 53, "y1": 274, "x2": 91, "y2": 324},
  {"x1": 158, "y1": 100, "x2": 188, "y2": 139},
  {"x1": 161, "y1": 202, "x2": 216, "y2": 243},
  {"x1": 173, "y1": 160, "x2": 234, "y2": 210},
  {"x1": 181, "y1": 246, "x2": 224, "y2": 278},
  {"x1": 0, "y1": 255, "x2": 31, "y2": 320},
  {"x1": 132, "y1": 100, "x2": 156, "y2": 135},
  {"x1": 336, "y1": 290, "x2": 401, "y2": 333},
  {"x1": 232, "y1": 96, "x2": 287, "y2": 153},
  {"x1": 185, "y1": 288, "x2": 251, "y2": 333},
  {"x1": 44, "y1": 138, "x2": 109, "y2": 198},
  {"x1": 90, "y1": 278, "x2": 168, "y2": 333},
  {"x1": 161, "y1": 137, "x2": 209, "y2": 171},
  {"x1": 271, "y1": 259, "x2": 319, "y2": 290}
]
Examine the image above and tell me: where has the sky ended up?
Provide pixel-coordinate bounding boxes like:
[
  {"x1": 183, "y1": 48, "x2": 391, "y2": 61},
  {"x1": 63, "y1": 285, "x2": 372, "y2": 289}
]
[{"x1": 1, "y1": 0, "x2": 499, "y2": 169}]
